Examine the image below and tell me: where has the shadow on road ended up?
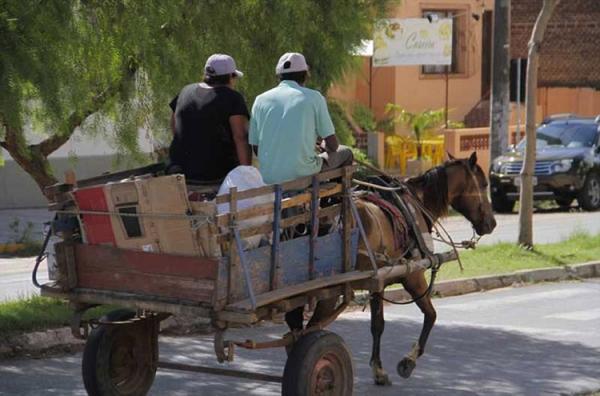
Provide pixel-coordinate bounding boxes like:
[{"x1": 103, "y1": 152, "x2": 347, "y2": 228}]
[{"x1": 2, "y1": 314, "x2": 597, "y2": 395}]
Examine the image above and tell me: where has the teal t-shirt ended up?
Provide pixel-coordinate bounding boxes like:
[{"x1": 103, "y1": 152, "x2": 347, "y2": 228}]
[{"x1": 249, "y1": 80, "x2": 335, "y2": 184}]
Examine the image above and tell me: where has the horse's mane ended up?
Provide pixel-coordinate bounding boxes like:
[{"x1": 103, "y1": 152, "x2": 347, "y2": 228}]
[{"x1": 406, "y1": 163, "x2": 451, "y2": 219}]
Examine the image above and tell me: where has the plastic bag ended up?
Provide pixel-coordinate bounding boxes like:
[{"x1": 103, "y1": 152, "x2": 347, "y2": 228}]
[{"x1": 217, "y1": 166, "x2": 273, "y2": 249}]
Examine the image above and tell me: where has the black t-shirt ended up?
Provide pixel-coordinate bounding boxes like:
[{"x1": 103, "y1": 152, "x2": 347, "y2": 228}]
[{"x1": 168, "y1": 83, "x2": 249, "y2": 182}]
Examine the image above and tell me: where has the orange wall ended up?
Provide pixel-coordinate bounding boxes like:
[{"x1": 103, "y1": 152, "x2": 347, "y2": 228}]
[
  {"x1": 330, "y1": 0, "x2": 494, "y2": 130},
  {"x1": 538, "y1": 87, "x2": 600, "y2": 118}
]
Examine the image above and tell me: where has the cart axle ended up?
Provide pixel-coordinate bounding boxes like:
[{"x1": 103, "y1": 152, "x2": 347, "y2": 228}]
[{"x1": 157, "y1": 361, "x2": 282, "y2": 383}]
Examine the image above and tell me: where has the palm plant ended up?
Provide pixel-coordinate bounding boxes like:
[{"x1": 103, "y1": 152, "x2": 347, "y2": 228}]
[{"x1": 385, "y1": 104, "x2": 445, "y2": 159}]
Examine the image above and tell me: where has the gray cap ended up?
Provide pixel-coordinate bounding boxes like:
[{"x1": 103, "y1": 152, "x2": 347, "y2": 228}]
[{"x1": 204, "y1": 54, "x2": 244, "y2": 77}]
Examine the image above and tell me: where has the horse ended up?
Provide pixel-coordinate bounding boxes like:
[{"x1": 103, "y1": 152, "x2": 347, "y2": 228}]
[
  {"x1": 355, "y1": 151, "x2": 497, "y2": 385},
  {"x1": 283, "y1": 152, "x2": 496, "y2": 384}
]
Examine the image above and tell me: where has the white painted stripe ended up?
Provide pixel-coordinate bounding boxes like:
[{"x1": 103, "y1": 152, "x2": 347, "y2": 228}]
[{"x1": 545, "y1": 308, "x2": 600, "y2": 321}]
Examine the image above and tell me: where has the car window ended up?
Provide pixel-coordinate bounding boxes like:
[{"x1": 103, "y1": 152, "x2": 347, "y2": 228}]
[{"x1": 516, "y1": 123, "x2": 598, "y2": 150}]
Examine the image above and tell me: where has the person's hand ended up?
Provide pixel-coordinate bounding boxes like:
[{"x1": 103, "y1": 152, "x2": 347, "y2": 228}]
[{"x1": 315, "y1": 138, "x2": 326, "y2": 153}]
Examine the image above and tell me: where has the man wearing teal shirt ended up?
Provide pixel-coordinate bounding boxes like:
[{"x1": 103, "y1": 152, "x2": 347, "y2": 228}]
[{"x1": 249, "y1": 52, "x2": 353, "y2": 185}]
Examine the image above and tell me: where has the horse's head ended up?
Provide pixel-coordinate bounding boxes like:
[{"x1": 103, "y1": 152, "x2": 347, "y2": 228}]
[{"x1": 447, "y1": 152, "x2": 496, "y2": 236}]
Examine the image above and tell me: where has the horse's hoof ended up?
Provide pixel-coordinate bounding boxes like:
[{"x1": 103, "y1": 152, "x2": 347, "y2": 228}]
[
  {"x1": 397, "y1": 358, "x2": 416, "y2": 378},
  {"x1": 374, "y1": 372, "x2": 392, "y2": 386}
]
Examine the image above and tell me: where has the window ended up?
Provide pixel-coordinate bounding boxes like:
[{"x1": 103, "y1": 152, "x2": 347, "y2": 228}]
[
  {"x1": 118, "y1": 206, "x2": 143, "y2": 238},
  {"x1": 421, "y1": 9, "x2": 467, "y2": 75}
]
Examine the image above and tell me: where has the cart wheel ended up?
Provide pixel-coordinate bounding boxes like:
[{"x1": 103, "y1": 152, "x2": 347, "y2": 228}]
[
  {"x1": 282, "y1": 330, "x2": 353, "y2": 396},
  {"x1": 82, "y1": 309, "x2": 158, "y2": 396}
]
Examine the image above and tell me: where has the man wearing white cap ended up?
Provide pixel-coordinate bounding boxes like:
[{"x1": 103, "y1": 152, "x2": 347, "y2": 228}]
[
  {"x1": 249, "y1": 52, "x2": 353, "y2": 185},
  {"x1": 168, "y1": 54, "x2": 251, "y2": 182}
]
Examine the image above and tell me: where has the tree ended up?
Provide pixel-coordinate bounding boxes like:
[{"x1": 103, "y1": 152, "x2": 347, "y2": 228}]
[
  {"x1": 0, "y1": 0, "x2": 392, "y2": 198},
  {"x1": 518, "y1": 0, "x2": 561, "y2": 247},
  {"x1": 385, "y1": 105, "x2": 445, "y2": 159}
]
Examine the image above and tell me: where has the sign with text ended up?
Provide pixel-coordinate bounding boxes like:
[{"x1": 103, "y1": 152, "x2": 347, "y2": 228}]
[{"x1": 373, "y1": 18, "x2": 452, "y2": 67}]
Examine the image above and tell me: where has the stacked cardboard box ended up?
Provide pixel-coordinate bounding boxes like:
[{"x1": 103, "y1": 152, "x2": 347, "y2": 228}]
[{"x1": 74, "y1": 174, "x2": 221, "y2": 257}]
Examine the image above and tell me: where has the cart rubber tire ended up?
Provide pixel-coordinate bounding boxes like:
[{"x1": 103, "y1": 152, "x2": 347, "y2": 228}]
[
  {"x1": 282, "y1": 330, "x2": 354, "y2": 396},
  {"x1": 82, "y1": 309, "x2": 158, "y2": 396},
  {"x1": 578, "y1": 173, "x2": 600, "y2": 211}
]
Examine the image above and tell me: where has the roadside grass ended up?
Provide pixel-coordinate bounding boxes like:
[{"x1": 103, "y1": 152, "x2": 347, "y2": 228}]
[
  {"x1": 0, "y1": 241, "x2": 44, "y2": 258},
  {"x1": 438, "y1": 230, "x2": 600, "y2": 281},
  {"x1": 0, "y1": 295, "x2": 115, "y2": 338}
]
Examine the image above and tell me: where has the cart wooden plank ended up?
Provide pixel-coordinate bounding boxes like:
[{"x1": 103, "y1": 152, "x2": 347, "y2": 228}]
[
  {"x1": 40, "y1": 287, "x2": 212, "y2": 317},
  {"x1": 71, "y1": 243, "x2": 219, "y2": 303},
  {"x1": 226, "y1": 270, "x2": 372, "y2": 311}
]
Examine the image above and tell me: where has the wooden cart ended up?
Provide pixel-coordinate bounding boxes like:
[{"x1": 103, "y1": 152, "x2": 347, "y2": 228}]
[{"x1": 38, "y1": 165, "x2": 456, "y2": 396}]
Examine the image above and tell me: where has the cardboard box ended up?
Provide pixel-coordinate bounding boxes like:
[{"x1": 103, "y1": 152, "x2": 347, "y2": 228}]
[{"x1": 105, "y1": 174, "x2": 201, "y2": 256}]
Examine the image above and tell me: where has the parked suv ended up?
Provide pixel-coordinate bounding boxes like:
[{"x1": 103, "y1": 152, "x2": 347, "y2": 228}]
[{"x1": 490, "y1": 115, "x2": 600, "y2": 213}]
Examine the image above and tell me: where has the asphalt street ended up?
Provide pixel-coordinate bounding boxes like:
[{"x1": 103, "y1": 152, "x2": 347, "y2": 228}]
[
  {"x1": 1, "y1": 280, "x2": 599, "y2": 395},
  {"x1": 0, "y1": 257, "x2": 47, "y2": 301}
]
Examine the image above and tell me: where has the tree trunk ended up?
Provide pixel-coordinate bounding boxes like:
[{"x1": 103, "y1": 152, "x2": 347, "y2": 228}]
[
  {"x1": 489, "y1": 0, "x2": 510, "y2": 162},
  {"x1": 1, "y1": 126, "x2": 59, "y2": 199},
  {"x1": 518, "y1": 0, "x2": 560, "y2": 247}
]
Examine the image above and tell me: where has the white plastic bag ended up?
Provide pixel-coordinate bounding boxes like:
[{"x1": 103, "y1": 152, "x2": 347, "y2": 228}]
[{"x1": 217, "y1": 166, "x2": 273, "y2": 249}]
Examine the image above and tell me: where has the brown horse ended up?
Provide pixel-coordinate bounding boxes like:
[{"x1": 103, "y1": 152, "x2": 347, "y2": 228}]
[
  {"x1": 283, "y1": 152, "x2": 496, "y2": 384},
  {"x1": 355, "y1": 151, "x2": 497, "y2": 385}
]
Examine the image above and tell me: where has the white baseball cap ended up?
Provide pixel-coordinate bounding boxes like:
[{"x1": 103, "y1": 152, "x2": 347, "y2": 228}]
[
  {"x1": 275, "y1": 52, "x2": 309, "y2": 75},
  {"x1": 205, "y1": 54, "x2": 244, "y2": 77}
]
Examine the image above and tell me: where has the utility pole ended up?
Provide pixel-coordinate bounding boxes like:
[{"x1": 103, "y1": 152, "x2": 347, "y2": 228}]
[{"x1": 489, "y1": 0, "x2": 511, "y2": 163}]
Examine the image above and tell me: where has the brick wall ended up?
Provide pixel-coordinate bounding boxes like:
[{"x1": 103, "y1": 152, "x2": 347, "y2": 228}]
[{"x1": 511, "y1": 0, "x2": 600, "y2": 89}]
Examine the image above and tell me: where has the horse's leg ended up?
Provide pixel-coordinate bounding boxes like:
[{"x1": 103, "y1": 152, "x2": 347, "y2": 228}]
[
  {"x1": 306, "y1": 297, "x2": 337, "y2": 327},
  {"x1": 370, "y1": 292, "x2": 391, "y2": 385},
  {"x1": 397, "y1": 271, "x2": 437, "y2": 379},
  {"x1": 285, "y1": 307, "x2": 304, "y2": 331}
]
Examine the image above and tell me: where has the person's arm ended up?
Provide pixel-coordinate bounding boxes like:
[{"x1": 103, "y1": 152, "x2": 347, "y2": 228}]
[
  {"x1": 315, "y1": 93, "x2": 337, "y2": 152},
  {"x1": 324, "y1": 134, "x2": 339, "y2": 153},
  {"x1": 248, "y1": 99, "x2": 261, "y2": 159},
  {"x1": 230, "y1": 115, "x2": 251, "y2": 166},
  {"x1": 169, "y1": 95, "x2": 178, "y2": 135}
]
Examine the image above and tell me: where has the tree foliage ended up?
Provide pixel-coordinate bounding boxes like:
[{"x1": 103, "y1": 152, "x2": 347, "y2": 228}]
[{"x1": 0, "y1": 0, "x2": 393, "y2": 195}]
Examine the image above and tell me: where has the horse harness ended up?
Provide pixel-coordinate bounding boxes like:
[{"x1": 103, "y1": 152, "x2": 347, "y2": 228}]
[{"x1": 358, "y1": 175, "x2": 442, "y2": 305}]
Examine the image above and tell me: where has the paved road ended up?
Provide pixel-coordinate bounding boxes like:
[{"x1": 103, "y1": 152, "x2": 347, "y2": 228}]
[
  {"x1": 1, "y1": 281, "x2": 599, "y2": 395},
  {"x1": 0, "y1": 257, "x2": 47, "y2": 301},
  {"x1": 436, "y1": 209, "x2": 600, "y2": 250}
]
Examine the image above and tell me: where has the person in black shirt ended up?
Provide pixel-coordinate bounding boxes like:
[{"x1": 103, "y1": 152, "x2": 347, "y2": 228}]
[{"x1": 168, "y1": 54, "x2": 251, "y2": 182}]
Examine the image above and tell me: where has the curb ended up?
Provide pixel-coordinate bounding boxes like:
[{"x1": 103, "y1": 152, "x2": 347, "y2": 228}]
[
  {"x1": 0, "y1": 328, "x2": 84, "y2": 358},
  {"x1": 1, "y1": 261, "x2": 599, "y2": 359},
  {"x1": 0, "y1": 314, "x2": 212, "y2": 359},
  {"x1": 382, "y1": 261, "x2": 600, "y2": 302}
]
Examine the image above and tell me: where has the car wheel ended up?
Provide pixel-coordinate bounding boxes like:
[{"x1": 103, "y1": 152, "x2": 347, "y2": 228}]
[
  {"x1": 491, "y1": 193, "x2": 515, "y2": 213},
  {"x1": 578, "y1": 173, "x2": 600, "y2": 211}
]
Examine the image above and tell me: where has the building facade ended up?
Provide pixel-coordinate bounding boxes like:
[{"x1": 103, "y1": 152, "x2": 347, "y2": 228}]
[{"x1": 331, "y1": 0, "x2": 600, "y2": 128}]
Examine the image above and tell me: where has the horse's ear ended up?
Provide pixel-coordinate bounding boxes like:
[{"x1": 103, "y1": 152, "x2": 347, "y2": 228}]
[
  {"x1": 468, "y1": 151, "x2": 478, "y2": 168},
  {"x1": 447, "y1": 151, "x2": 456, "y2": 161}
]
